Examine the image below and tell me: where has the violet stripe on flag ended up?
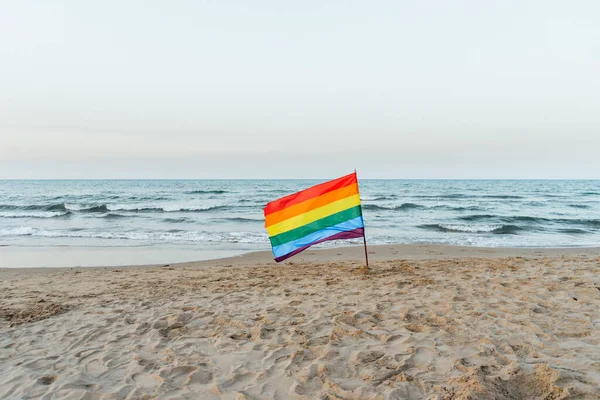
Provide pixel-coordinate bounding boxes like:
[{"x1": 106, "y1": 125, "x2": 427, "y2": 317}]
[{"x1": 274, "y1": 228, "x2": 365, "y2": 262}]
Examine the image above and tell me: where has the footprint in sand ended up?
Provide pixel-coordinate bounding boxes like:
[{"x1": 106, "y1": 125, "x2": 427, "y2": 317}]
[
  {"x1": 159, "y1": 365, "x2": 198, "y2": 388},
  {"x1": 401, "y1": 347, "x2": 435, "y2": 370},
  {"x1": 351, "y1": 350, "x2": 385, "y2": 364},
  {"x1": 132, "y1": 372, "x2": 158, "y2": 389},
  {"x1": 37, "y1": 375, "x2": 57, "y2": 385},
  {"x1": 184, "y1": 369, "x2": 214, "y2": 393},
  {"x1": 405, "y1": 324, "x2": 429, "y2": 333},
  {"x1": 83, "y1": 358, "x2": 106, "y2": 376},
  {"x1": 230, "y1": 331, "x2": 251, "y2": 340}
]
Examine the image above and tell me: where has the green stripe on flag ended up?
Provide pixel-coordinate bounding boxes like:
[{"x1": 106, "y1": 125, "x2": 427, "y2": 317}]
[{"x1": 269, "y1": 205, "x2": 362, "y2": 247}]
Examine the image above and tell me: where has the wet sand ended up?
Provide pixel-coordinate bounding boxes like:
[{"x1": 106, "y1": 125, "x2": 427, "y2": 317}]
[{"x1": 1, "y1": 245, "x2": 600, "y2": 399}]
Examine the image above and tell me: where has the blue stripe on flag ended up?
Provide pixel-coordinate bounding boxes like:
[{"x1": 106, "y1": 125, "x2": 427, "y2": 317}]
[{"x1": 271, "y1": 216, "x2": 364, "y2": 258}]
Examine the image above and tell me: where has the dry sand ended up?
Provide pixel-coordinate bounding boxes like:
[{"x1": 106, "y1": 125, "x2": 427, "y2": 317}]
[{"x1": 1, "y1": 244, "x2": 600, "y2": 399}]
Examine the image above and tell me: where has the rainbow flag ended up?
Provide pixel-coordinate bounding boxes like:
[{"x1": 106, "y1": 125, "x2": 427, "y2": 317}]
[{"x1": 263, "y1": 172, "x2": 365, "y2": 262}]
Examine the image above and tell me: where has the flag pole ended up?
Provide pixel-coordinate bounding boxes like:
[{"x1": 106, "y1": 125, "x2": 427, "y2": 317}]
[
  {"x1": 362, "y1": 230, "x2": 369, "y2": 268},
  {"x1": 355, "y1": 169, "x2": 369, "y2": 269}
]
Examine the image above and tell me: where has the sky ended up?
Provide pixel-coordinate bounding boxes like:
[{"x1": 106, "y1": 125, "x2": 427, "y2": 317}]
[{"x1": 1, "y1": 0, "x2": 599, "y2": 179}]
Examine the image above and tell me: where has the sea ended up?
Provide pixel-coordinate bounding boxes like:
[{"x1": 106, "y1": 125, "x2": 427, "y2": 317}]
[{"x1": 1, "y1": 180, "x2": 599, "y2": 267}]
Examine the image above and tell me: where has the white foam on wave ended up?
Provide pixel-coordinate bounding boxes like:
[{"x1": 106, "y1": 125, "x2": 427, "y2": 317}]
[
  {"x1": 161, "y1": 204, "x2": 217, "y2": 212},
  {"x1": 439, "y1": 224, "x2": 504, "y2": 233},
  {"x1": 105, "y1": 204, "x2": 223, "y2": 212},
  {"x1": 0, "y1": 227, "x2": 270, "y2": 243},
  {"x1": 1, "y1": 227, "x2": 39, "y2": 236},
  {"x1": 0, "y1": 211, "x2": 67, "y2": 219},
  {"x1": 64, "y1": 203, "x2": 86, "y2": 211}
]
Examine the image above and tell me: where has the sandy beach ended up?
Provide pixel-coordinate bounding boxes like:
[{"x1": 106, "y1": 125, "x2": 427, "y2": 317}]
[{"x1": 1, "y1": 244, "x2": 600, "y2": 399}]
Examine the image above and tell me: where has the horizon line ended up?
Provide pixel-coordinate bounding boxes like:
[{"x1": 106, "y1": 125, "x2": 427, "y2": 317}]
[{"x1": 1, "y1": 178, "x2": 599, "y2": 181}]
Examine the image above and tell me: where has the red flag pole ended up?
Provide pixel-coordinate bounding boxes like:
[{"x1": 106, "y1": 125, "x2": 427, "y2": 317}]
[{"x1": 355, "y1": 169, "x2": 369, "y2": 268}]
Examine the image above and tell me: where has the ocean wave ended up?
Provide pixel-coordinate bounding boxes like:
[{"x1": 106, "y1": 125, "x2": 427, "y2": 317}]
[
  {"x1": 80, "y1": 205, "x2": 110, "y2": 213},
  {"x1": 414, "y1": 194, "x2": 467, "y2": 199},
  {"x1": 170, "y1": 205, "x2": 232, "y2": 213},
  {"x1": 257, "y1": 189, "x2": 292, "y2": 194},
  {"x1": 480, "y1": 195, "x2": 524, "y2": 199},
  {"x1": 128, "y1": 196, "x2": 170, "y2": 201},
  {"x1": 219, "y1": 217, "x2": 264, "y2": 223},
  {"x1": 458, "y1": 214, "x2": 552, "y2": 224},
  {"x1": 557, "y1": 228, "x2": 588, "y2": 234},
  {"x1": 458, "y1": 214, "x2": 498, "y2": 221},
  {"x1": 363, "y1": 203, "x2": 424, "y2": 211},
  {"x1": 185, "y1": 190, "x2": 230, "y2": 195},
  {"x1": 162, "y1": 217, "x2": 193, "y2": 223},
  {"x1": 0, "y1": 202, "x2": 230, "y2": 214},
  {"x1": 1, "y1": 203, "x2": 111, "y2": 213},
  {"x1": 66, "y1": 204, "x2": 166, "y2": 213},
  {"x1": 431, "y1": 205, "x2": 482, "y2": 211},
  {"x1": 0, "y1": 211, "x2": 71, "y2": 219},
  {"x1": 105, "y1": 206, "x2": 164, "y2": 212},
  {"x1": 525, "y1": 201, "x2": 547, "y2": 207},
  {"x1": 374, "y1": 196, "x2": 398, "y2": 201},
  {"x1": 0, "y1": 227, "x2": 269, "y2": 243},
  {"x1": 576, "y1": 219, "x2": 600, "y2": 228},
  {"x1": 236, "y1": 200, "x2": 270, "y2": 206},
  {"x1": 0, "y1": 203, "x2": 68, "y2": 212},
  {"x1": 361, "y1": 195, "x2": 398, "y2": 201},
  {"x1": 582, "y1": 191, "x2": 600, "y2": 196},
  {"x1": 102, "y1": 213, "x2": 127, "y2": 219},
  {"x1": 107, "y1": 205, "x2": 231, "y2": 213},
  {"x1": 44, "y1": 203, "x2": 68, "y2": 211},
  {"x1": 418, "y1": 224, "x2": 522, "y2": 234},
  {"x1": 414, "y1": 194, "x2": 523, "y2": 199},
  {"x1": 568, "y1": 204, "x2": 590, "y2": 209},
  {"x1": 362, "y1": 203, "x2": 483, "y2": 212},
  {"x1": 456, "y1": 214, "x2": 525, "y2": 223},
  {"x1": 458, "y1": 214, "x2": 600, "y2": 228}
]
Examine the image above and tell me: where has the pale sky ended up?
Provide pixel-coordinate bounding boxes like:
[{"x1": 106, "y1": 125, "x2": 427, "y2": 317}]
[{"x1": 1, "y1": 0, "x2": 599, "y2": 179}]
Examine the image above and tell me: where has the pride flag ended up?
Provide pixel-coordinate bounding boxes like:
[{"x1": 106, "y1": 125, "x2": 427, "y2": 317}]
[{"x1": 263, "y1": 172, "x2": 365, "y2": 262}]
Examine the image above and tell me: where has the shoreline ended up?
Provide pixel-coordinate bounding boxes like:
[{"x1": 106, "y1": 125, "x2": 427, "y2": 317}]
[
  {"x1": 0, "y1": 244, "x2": 254, "y2": 269},
  {"x1": 2, "y1": 243, "x2": 600, "y2": 272}
]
